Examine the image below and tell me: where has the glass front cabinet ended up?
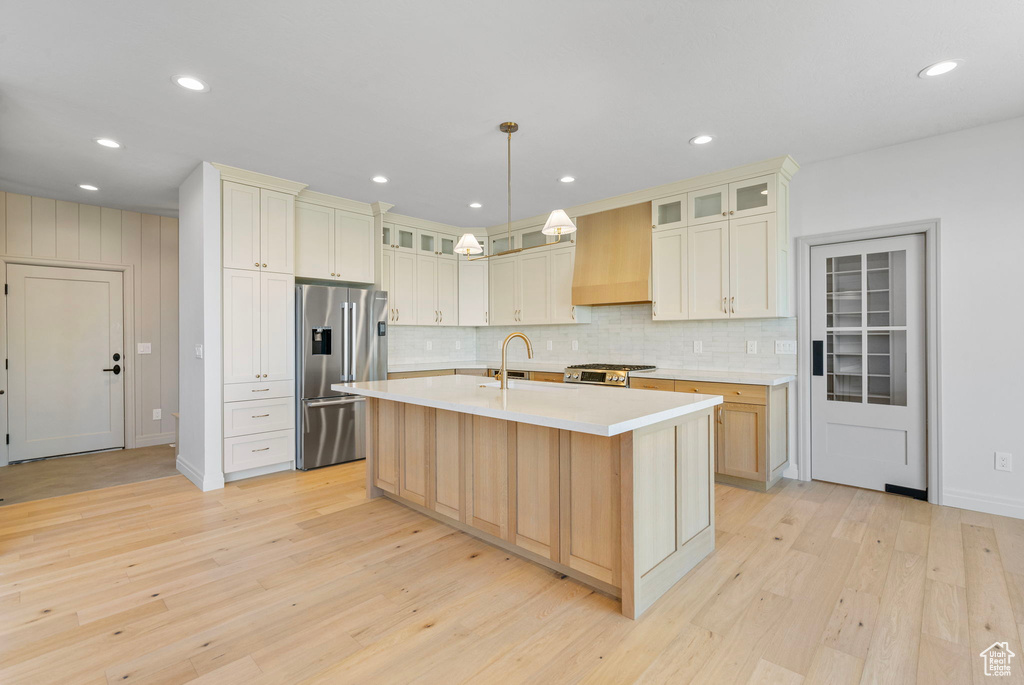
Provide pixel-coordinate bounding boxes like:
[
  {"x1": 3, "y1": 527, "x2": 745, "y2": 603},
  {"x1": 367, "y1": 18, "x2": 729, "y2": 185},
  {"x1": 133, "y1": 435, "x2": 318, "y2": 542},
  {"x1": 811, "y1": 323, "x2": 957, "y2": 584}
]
[{"x1": 652, "y1": 193, "x2": 687, "y2": 231}]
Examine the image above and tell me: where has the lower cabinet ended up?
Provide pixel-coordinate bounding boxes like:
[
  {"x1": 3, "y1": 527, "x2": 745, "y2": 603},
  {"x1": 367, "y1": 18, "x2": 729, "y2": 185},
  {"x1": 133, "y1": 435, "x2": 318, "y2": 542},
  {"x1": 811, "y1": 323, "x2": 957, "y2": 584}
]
[{"x1": 224, "y1": 429, "x2": 294, "y2": 473}]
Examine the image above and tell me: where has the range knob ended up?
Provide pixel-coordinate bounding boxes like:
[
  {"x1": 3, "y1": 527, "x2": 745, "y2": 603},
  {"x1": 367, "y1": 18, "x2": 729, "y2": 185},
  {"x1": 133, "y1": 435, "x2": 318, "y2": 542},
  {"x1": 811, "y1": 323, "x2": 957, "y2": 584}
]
[
  {"x1": 573, "y1": 374, "x2": 580, "y2": 379},
  {"x1": 616, "y1": 375, "x2": 624, "y2": 381},
  {"x1": 564, "y1": 373, "x2": 570, "y2": 379}
]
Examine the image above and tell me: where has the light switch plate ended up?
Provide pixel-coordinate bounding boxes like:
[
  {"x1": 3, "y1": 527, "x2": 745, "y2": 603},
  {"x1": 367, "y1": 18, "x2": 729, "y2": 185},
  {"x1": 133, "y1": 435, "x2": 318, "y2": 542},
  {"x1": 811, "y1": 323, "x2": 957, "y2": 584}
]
[
  {"x1": 426, "y1": 341, "x2": 432, "y2": 351},
  {"x1": 153, "y1": 408, "x2": 162, "y2": 421},
  {"x1": 571, "y1": 340, "x2": 579, "y2": 351},
  {"x1": 194, "y1": 344, "x2": 203, "y2": 359},
  {"x1": 996, "y1": 452, "x2": 1013, "y2": 472},
  {"x1": 693, "y1": 340, "x2": 703, "y2": 354},
  {"x1": 746, "y1": 341, "x2": 758, "y2": 354},
  {"x1": 137, "y1": 342, "x2": 152, "y2": 355},
  {"x1": 775, "y1": 340, "x2": 797, "y2": 355}
]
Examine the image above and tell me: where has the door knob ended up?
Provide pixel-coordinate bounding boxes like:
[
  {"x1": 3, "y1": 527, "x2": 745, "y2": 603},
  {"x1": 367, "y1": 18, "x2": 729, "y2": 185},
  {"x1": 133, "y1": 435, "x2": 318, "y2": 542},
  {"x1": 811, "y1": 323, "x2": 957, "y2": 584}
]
[{"x1": 102, "y1": 364, "x2": 122, "y2": 375}]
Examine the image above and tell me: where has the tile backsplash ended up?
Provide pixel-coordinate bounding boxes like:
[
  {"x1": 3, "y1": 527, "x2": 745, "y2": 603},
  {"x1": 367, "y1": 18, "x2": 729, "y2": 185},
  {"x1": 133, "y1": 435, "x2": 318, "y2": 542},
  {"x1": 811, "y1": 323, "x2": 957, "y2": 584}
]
[{"x1": 389, "y1": 304, "x2": 797, "y2": 374}]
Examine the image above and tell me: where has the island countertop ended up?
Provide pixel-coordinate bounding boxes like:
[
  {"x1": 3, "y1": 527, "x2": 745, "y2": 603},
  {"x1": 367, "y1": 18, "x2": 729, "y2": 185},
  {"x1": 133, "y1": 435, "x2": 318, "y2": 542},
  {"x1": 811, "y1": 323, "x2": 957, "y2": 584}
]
[{"x1": 333, "y1": 375, "x2": 722, "y2": 437}]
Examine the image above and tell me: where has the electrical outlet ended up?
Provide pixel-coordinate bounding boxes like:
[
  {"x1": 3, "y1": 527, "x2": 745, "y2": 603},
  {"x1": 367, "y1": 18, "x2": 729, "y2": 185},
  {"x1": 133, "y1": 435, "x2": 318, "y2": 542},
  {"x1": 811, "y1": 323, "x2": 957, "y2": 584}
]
[
  {"x1": 571, "y1": 340, "x2": 579, "y2": 351},
  {"x1": 775, "y1": 340, "x2": 797, "y2": 355},
  {"x1": 746, "y1": 341, "x2": 757, "y2": 354},
  {"x1": 996, "y1": 452, "x2": 1013, "y2": 472},
  {"x1": 137, "y1": 342, "x2": 152, "y2": 355},
  {"x1": 455, "y1": 340, "x2": 461, "y2": 350},
  {"x1": 693, "y1": 340, "x2": 703, "y2": 354},
  {"x1": 194, "y1": 344, "x2": 203, "y2": 359},
  {"x1": 426, "y1": 341, "x2": 432, "y2": 351},
  {"x1": 546, "y1": 340, "x2": 553, "y2": 351},
  {"x1": 153, "y1": 408, "x2": 162, "y2": 421}
]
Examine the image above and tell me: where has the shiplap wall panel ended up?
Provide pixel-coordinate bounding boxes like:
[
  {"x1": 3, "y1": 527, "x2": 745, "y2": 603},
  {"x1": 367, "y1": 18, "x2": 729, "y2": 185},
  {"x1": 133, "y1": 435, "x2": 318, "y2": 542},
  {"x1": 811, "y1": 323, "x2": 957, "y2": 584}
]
[
  {"x1": 160, "y1": 217, "x2": 179, "y2": 434},
  {"x1": 100, "y1": 207, "x2": 121, "y2": 264},
  {"x1": 6, "y1": 193, "x2": 32, "y2": 256},
  {"x1": 30, "y1": 197, "x2": 56, "y2": 257},
  {"x1": 79, "y1": 204, "x2": 102, "y2": 261},
  {"x1": 0, "y1": 191, "x2": 178, "y2": 445},
  {"x1": 55, "y1": 200, "x2": 80, "y2": 260}
]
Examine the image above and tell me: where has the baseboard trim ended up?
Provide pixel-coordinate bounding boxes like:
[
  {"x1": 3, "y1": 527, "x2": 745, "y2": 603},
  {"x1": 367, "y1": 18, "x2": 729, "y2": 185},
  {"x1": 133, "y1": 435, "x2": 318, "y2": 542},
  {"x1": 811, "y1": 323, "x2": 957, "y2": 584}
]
[
  {"x1": 224, "y1": 460, "x2": 293, "y2": 483},
  {"x1": 136, "y1": 432, "x2": 175, "y2": 448},
  {"x1": 176, "y1": 457, "x2": 225, "y2": 492},
  {"x1": 943, "y1": 487, "x2": 1024, "y2": 520}
]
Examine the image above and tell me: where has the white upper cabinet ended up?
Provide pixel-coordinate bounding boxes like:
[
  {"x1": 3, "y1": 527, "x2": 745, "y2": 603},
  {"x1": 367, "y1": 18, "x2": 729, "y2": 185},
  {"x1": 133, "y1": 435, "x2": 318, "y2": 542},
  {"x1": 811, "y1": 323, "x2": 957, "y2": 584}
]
[
  {"x1": 383, "y1": 223, "x2": 415, "y2": 251},
  {"x1": 416, "y1": 230, "x2": 458, "y2": 260},
  {"x1": 728, "y1": 175, "x2": 775, "y2": 220},
  {"x1": 436, "y1": 260, "x2": 458, "y2": 325},
  {"x1": 549, "y1": 246, "x2": 590, "y2": 323},
  {"x1": 488, "y1": 256, "x2": 518, "y2": 326},
  {"x1": 490, "y1": 233, "x2": 515, "y2": 255},
  {"x1": 729, "y1": 213, "x2": 777, "y2": 317},
  {"x1": 334, "y1": 210, "x2": 374, "y2": 283},
  {"x1": 390, "y1": 250, "x2": 417, "y2": 325},
  {"x1": 260, "y1": 189, "x2": 294, "y2": 273},
  {"x1": 458, "y1": 257, "x2": 489, "y2": 326},
  {"x1": 651, "y1": 227, "x2": 688, "y2": 320},
  {"x1": 222, "y1": 181, "x2": 261, "y2": 270},
  {"x1": 223, "y1": 269, "x2": 262, "y2": 384},
  {"x1": 296, "y1": 202, "x2": 373, "y2": 283},
  {"x1": 517, "y1": 251, "x2": 550, "y2": 325},
  {"x1": 687, "y1": 184, "x2": 729, "y2": 226},
  {"x1": 415, "y1": 255, "x2": 438, "y2": 325},
  {"x1": 652, "y1": 193, "x2": 688, "y2": 232},
  {"x1": 260, "y1": 272, "x2": 295, "y2": 381},
  {"x1": 688, "y1": 221, "x2": 730, "y2": 320}
]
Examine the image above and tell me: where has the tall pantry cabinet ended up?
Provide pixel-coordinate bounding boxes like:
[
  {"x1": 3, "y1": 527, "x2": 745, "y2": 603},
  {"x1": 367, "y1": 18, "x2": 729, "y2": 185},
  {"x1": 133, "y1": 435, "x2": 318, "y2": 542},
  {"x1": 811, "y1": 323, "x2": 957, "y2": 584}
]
[{"x1": 216, "y1": 166, "x2": 307, "y2": 476}]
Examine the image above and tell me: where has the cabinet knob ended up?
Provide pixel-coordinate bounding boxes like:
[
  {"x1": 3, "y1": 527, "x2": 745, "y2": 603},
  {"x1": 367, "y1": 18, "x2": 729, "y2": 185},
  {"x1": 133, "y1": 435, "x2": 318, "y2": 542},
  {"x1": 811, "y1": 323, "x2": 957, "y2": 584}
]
[
  {"x1": 729, "y1": 211, "x2": 734, "y2": 215},
  {"x1": 721, "y1": 212, "x2": 727, "y2": 216},
  {"x1": 254, "y1": 262, "x2": 260, "y2": 267},
  {"x1": 262, "y1": 263, "x2": 267, "y2": 267},
  {"x1": 262, "y1": 374, "x2": 268, "y2": 378},
  {"x1": 256, "y1": 374, "x2": 260, "y2": 379}
]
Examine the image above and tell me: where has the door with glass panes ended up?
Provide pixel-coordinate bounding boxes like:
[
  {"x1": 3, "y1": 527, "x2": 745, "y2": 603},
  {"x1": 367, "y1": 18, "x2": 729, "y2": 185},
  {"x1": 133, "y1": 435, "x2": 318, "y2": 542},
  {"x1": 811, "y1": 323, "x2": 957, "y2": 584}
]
[{"x1": 810, "y1": 234, "x2": 926, "y2": 493}]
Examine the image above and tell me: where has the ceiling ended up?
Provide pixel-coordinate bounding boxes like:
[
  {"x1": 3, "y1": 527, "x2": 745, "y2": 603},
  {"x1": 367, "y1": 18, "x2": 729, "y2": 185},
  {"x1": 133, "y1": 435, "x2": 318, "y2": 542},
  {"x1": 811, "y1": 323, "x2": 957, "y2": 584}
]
[{"x1": 2, "y1": 1, "x2": 1022, "y2": 226}]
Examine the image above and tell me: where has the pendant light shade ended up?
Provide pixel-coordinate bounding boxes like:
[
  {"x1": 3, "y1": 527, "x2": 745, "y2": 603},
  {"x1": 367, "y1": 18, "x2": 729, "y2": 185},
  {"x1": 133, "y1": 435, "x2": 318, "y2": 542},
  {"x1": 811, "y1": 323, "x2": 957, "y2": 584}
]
[
  {"x1": 541, "y1": 209, "x2": 577, "y2": 236},
  {"x1": 454, "y1": 233, "x2": 484, "y2": 255}
]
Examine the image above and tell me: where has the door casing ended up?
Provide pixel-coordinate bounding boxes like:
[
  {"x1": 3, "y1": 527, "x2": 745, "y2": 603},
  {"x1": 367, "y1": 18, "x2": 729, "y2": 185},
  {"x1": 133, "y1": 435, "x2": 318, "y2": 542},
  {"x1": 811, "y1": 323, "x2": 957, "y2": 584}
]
[
  {"x1": 795, "y1": 220, "x2": 941, "y2": 504},
  {"x1": 0, "y1": 256, "x2": 137, "y2": 466}
]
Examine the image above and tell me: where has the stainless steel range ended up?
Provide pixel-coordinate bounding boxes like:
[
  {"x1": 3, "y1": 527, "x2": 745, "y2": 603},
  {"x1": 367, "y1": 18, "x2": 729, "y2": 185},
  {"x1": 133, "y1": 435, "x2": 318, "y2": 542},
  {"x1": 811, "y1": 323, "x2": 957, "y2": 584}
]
[{"x1": 563, "y1": 363, "x2": 656, "y2": 388}]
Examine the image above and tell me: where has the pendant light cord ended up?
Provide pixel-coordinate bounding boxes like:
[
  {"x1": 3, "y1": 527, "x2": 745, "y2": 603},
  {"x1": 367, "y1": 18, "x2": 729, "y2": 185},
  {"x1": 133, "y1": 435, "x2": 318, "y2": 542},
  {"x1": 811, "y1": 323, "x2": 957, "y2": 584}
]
[{"x1": 506, "y1": 128, "x2": 512, "y2": 245}]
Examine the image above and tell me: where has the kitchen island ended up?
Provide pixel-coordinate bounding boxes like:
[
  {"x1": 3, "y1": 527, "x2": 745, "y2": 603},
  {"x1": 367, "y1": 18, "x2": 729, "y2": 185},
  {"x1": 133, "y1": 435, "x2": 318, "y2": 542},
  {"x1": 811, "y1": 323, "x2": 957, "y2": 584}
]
[{"x1": 332, "y1": 375, "x2": 722, "y2": 618}]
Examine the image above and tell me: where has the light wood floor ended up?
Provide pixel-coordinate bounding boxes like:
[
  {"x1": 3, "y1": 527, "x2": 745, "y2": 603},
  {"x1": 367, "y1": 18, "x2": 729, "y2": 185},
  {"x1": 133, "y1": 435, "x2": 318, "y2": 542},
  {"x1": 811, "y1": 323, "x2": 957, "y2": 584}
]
[
  {"x1": 1, "y1": 462, "x2": 1021, "y2": 684},
  {"x1": 0, "y1": 444, "x2": 178, "y2": 507}
]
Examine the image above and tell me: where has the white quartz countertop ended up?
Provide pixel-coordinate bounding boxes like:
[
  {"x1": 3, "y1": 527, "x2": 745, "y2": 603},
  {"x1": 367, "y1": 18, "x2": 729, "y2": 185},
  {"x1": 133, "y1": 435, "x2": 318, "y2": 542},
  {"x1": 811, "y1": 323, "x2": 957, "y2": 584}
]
[
  {"x1": 388, "y1": 360, "x2": 794, "y2": 386},
  {"x1": 333, "y1": 375, "x2": 722, "y2": 437}
]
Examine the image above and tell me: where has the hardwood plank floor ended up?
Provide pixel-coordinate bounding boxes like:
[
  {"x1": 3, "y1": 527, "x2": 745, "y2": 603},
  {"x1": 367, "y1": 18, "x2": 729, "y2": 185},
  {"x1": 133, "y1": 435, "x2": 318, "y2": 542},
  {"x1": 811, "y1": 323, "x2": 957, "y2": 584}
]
[{"x1": 0, "y1": 462, "x2": 1021, "y2": 684}]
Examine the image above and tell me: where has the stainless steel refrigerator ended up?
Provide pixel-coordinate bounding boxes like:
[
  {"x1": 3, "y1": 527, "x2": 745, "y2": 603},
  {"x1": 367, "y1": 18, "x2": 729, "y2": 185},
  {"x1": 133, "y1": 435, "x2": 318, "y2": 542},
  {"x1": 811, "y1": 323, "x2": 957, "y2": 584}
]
[{"x1": 295, "y1": 284, "x2": 388, "y2": 470}]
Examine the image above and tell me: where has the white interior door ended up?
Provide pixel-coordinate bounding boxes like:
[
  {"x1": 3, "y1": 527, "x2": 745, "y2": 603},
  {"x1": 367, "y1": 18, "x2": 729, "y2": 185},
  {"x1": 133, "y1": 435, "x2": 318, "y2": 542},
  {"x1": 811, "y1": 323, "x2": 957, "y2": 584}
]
[
  {"x1": 7, "y1": 264, "x2": 124, "y2": 461},
  {"x1": 810, "y1": 234, "x2": 926, "y2": 493}
]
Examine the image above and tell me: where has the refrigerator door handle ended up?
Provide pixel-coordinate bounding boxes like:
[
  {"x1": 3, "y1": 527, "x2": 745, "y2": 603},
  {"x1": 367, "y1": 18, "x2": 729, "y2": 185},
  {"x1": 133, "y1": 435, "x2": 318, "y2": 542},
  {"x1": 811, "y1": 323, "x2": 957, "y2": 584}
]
[
  {"x1": 349, "y1": 301, "x2": 358, "y2": 381},
  {"x1": 340, "y1": 302, "x2": 351, "y2": 382}
]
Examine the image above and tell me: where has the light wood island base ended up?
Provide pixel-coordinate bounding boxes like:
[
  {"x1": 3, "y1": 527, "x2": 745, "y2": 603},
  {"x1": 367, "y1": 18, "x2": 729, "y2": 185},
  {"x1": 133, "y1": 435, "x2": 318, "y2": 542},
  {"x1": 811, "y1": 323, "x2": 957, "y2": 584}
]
[{"x1": 364, "y1": 397, "x2": 716, "y2": 618}]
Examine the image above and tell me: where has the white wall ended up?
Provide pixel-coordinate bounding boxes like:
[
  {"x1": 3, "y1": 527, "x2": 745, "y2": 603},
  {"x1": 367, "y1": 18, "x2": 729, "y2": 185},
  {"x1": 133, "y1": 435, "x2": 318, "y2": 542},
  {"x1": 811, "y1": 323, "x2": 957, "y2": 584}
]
[
  {"x1": 0, "y1": 191, "x2": 179, "y2": 453},
  {"x1": 177, "y1": 162, "x2": 224, "y2": 491},
  {"x1": 791, "y1": 116, "x2": 1024, "y2": 517}
]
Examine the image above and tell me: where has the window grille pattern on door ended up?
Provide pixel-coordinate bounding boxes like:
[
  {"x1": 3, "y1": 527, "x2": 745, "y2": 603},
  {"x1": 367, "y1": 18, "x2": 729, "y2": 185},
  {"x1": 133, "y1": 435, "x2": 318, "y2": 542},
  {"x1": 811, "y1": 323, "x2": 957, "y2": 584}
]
[{"x1": 826, "y1": 250, "x2": 908, "y2": 406}]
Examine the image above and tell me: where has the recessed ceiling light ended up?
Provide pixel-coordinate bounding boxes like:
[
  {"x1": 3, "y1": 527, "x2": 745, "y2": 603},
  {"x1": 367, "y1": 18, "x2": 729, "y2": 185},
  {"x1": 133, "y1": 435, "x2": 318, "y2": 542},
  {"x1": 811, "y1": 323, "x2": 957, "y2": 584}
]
[
  {"x1": 919, "y1": 60, "x2": 961, "y2": 78},
  {"x1": 173, "y1": 75, "x2": 210, "y2": 92},
  {"x1": 469, "y1": 202, "x2": 482, "y2": 208},
  {"x1": 79, "y1": 184, "x2": 99, "y2": 191},
  {"x1": 559, "y1": 176, "x2": 575, "y2": 183},
  {"x1": 94, "y1": 138, "x2": 121, "y2": 149},
  {"x1": 689, "y1": 135, "x2": 713, "y2": 145},
  {"x1": 372, "y1": 175, "x2": 389, "y2": 183}
]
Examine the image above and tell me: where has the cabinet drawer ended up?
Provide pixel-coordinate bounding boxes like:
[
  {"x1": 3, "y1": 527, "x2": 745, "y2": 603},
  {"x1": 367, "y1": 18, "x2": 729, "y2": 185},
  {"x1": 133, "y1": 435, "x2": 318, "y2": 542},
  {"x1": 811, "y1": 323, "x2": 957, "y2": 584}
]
[
  {"x1": 224, "y1": 380, "x2": 294, "y2": 403},
  {"x1": 224, "y1": 430, "x2": 294, "y2": 473},
  {"x1": 673, "y1": 380, "x2": 767, "y2": 405},
  {"x1": 224, "y1": 397, "x2": 295, "y2": 437},
  {"x1": 531, "y1": 371, "x2": 565, "y2": 383},
  {"x1": 630, "y1": 377, "x2": 675, "y2": 392}
]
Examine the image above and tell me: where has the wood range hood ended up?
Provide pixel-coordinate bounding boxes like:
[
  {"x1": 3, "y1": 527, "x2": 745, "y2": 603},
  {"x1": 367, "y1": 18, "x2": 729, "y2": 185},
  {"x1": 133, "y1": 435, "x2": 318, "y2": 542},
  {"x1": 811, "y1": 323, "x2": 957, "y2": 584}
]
[{"x1": 571, "y1": 201, "x2": 652, "y2": 306}]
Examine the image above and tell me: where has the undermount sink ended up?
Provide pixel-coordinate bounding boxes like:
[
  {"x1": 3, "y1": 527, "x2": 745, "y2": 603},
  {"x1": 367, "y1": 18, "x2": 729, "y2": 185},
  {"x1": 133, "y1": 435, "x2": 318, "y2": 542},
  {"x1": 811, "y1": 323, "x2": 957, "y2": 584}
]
[{"x1": 479, "y1": 380, "x2": 578, "y2": 392}]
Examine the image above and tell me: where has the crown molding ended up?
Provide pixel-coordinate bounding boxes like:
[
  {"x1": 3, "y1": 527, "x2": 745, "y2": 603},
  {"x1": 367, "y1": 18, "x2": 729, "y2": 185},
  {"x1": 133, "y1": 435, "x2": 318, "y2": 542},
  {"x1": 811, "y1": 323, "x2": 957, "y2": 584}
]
[
  {"x1": 296, "y1": 189, "x2": 375, "y2": 215},
  {"x1": 384, "y1": 211, "x2": 467, "y2": 235},
  {"x1": 484, "y1": 155, "x2": 800, "y2": 235},
  {"x1": 371, "y1": 201, "x2": 395, "y2": 217},
  {"x1": 211, "y1": 163, "x2": 308, "y2": 195}
]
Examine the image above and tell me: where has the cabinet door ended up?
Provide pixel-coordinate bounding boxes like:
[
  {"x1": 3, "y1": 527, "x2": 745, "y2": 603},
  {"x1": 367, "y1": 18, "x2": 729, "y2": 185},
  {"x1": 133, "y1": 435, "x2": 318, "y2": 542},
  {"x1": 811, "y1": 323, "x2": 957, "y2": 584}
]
[
  {"x1": 381, "y1": 249, "x2": 395, "y2": 322},
  {"x1": 517, "y1": 251, "x2": 550, "y2": 325},
  {"x1": 458, "y1": 259, "x2": 488, "y2": 326},
  {"x1": 392, "y1": 251, "x2": 417, "y2": 325},
  {"x1": 688, "y1": 222, "x2": 730, "y2": 320},
  {"x1": 687, "y1": 184, "x2": 729, "y2": 226},
  {"x1": 394, "y1": 225, "x2": 415, "y2": 251},
  {"x1": 295, "y1": 202, "x2": 334, "y2": 279},
  {"x1": 651, "y1": 227, "x2": 687, "y2": 320},
  {"x1": 399, "y1": 404, "x2": 432, "y2": 506},
  {"x1": 517, "y1": 226, "x2": 556, "y2": 250},
  {"x1": 374, "y1": 400, "x2": 400, "y2": 493},
  {"x1": 467, "y1": 415, "x2": 509, "y2": 539},
  {"x1": 223, "y1": 269, "x2": 261, "y2": 384},
  {"x1": 716, "y1": 402, "x2": 766, "y2": 481},
  {"x1": 436, "y1": 259, "x2": 458, "y2": 326},
  {"x1": 260, "y1": 189, "x2": 294, "y2": 273},
  {"x1": 548, "y1": 246, "x2": 576, "y2": 324},
  {"x1": 335, "y1": 209, "x2": 374, "y2": 284},
  {"x1": 222, "y1": 181, "x2": 261, "y2": 270},
  {"x1": 260, "y1": 272, "x2": 295, "y2": 381},
  {"x1": 729, "y1": 214, "x2": 777, "y2": 318},
  {"x1": 511, "y1": 424, "x2": 560, "y2": 560},
  {"x1": 652, "y1": 192, "x2": 687, "y2": 231},
  {"x1": 563, "y1": 432, "x2": 620, "y2": 585},
  {"x1": 728, "y1": 175, "x2": 775, "y2": 220},
  {"x1": 488, "y1": 256, "x2": 518, "y2": 326},
  {"x1": 415, "y1": 255, "x2": 438, "y2": 325},
  {"x1": 432, "y1": 409, "x2": 462, "y2": 520},
  {"x1": 437, "y1": 233, "x2": 458, "y2": 260},
  {"x1": 490, "y1": 233, "x2": 515, "y2": 255}
]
